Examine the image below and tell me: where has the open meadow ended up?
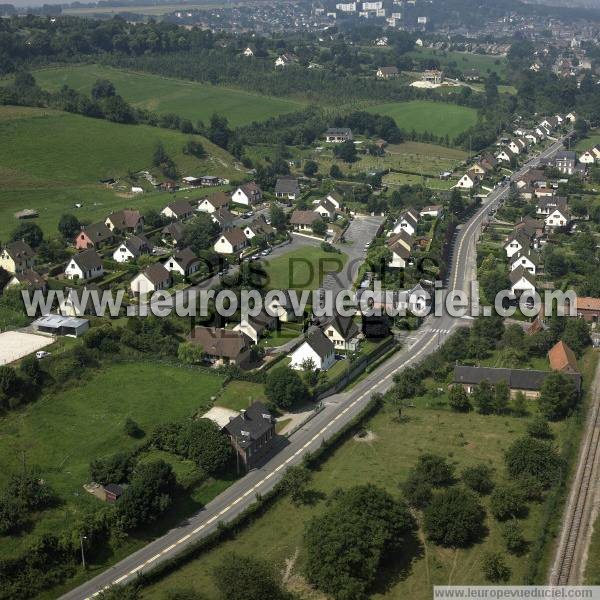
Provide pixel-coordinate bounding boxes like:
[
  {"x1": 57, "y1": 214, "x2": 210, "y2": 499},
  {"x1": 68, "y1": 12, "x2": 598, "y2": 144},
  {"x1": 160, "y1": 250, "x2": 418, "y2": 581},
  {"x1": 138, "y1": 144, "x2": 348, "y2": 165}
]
[
  {"x1": 407, "y1": 48, "x2": 508, "y2": 80},
  {"x1": 31, "y1": 64, "x2": 305, "y2": 127},
  {"x1": 0, "y1": 106, "x2": 241, "y2": 239}
]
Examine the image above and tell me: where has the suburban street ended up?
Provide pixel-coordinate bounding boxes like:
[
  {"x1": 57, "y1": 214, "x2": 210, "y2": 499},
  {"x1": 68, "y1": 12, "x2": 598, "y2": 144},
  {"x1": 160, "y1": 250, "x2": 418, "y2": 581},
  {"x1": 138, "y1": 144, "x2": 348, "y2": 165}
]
[{"x1": 61, "y1": 136, "x2": 570, "y2": 600}]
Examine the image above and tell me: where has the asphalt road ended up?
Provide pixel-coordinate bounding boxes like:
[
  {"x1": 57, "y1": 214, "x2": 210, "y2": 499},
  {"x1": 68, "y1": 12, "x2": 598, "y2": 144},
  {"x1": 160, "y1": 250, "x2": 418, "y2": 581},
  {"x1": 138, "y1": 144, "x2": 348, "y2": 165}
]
[{"x1": 62, "y1": 136, "x2": 569, "y2": 600}]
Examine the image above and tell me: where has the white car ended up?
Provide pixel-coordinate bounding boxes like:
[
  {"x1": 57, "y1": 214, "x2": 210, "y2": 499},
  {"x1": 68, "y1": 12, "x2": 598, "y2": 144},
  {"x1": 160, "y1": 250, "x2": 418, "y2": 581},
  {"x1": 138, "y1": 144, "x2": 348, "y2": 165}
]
[{"x1": 36, "y1": 351, "x2": 51, "y2": 359}]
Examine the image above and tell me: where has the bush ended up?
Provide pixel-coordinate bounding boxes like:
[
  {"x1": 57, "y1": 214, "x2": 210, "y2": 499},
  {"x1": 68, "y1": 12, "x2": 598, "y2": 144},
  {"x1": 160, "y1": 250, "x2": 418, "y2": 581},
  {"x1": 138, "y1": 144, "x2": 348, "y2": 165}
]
[
  {"x1": 481, "y1": 551, "x2": 511, "y2": 582},
  {"x1": 490, "y1": 484, "x2": 527, "y2": 521},
  {"x1": 90, "y1": 452, "x2": 136, "y2": 485},
  {"x1": 538, "y1": 372, "x2": 579, "y2": 421},
  {"x1": 423, "y1": 487, "x2": 486, "y2": 547},
  {"x1": 265, "y1": 366, "x2": 308, "y2": 410},
  {"x1": 124, "y1": 418, "x2": 145, "y2": 439},
  {"x1": 502, "y1": 520, "x2": 527, "y2": 555},
  {"x1": 448, "y1": 385, "x2": 471, "y2": 412},
  {"x1": 176, "y1": 419, "x2": 232, "y2": 475},
  {"x1": 505, "y1": 436, "x2": 563, "y2": 488},
  {"x1": 526, "y1": 416, "x2": 554, "y2": 439},
  {"x1": 462, "y1": 464, "x2": 494, "y2": 495}
]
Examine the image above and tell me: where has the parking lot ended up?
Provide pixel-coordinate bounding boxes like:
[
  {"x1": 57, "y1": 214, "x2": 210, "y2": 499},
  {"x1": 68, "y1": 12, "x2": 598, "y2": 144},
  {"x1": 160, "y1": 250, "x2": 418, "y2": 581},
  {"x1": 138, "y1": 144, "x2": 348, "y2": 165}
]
[{"x1": 0, "y1": 331, "x2": 54, "y2": 365}]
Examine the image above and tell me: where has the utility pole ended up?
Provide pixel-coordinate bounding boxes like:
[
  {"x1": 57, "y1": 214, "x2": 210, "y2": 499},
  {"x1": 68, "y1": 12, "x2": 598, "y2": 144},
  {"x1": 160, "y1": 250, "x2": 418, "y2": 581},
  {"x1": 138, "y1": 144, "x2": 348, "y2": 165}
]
[{"x1": 79, "y1": 535, "x2": 87, "y2": 569}]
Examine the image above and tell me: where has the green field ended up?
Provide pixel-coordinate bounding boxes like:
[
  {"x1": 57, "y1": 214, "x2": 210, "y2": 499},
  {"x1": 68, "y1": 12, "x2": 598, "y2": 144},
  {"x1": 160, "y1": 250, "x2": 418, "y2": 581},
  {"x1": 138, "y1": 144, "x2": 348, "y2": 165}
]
[
  {"x1": 31, "y1": 64, "x2": 305, "y2": 127},
  {"x1": 0, "y1": 362, "x2": 225, "y2": 559},
  {"x1": 141, "y1": 350, "x2": 596, "y2": 600},
  {"x1": 366, "y1": 100, "x2": 478, "y2": 139},
  {"x1": 0, "y1": 106, "x2": 240, "y2": 239},
  {"x1": 575, "y1": 131, "x2": 600, "y2": 151},
  {"x1": 264, "y1": 246, "x2": 348, "y2": 291},
  {"x1": 408, "y1": 48, "x2": 508, "y2": 79}
]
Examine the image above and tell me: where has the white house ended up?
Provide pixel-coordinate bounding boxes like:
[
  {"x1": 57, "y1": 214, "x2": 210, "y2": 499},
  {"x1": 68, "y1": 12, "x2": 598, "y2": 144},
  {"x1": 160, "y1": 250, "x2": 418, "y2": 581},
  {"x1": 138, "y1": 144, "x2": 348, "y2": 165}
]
[
  {"x1": 455, "y1": 172, "x2": 477, "y2": 189},
  {"x1": 323, "y1": 315, "x2": 360, "y2": 351},
  {"x1": 508, "y1": 140, "x2": 521, "y2": 155},
  {"x1": 545, "y1": 208, "x2": 571, "y2": 228},
  {"x1": 265, "y1": 290, "x2": 296, "y2": 323},
  {"x1": 65, "y1": 249, "x2": 104, "y2": 281},
  {"x1": 496, "y1": 148, "x2": 515, "y2": 163},
  {"x1": 164, "y1": 247, "x2": 200, "y2": 276},
  {"x1": 420, "y1": 205, "x2": 443, "y2": 218},
  {"x1": 243, "y1": 47, "x2": 254, "y2": 57},
  {"x1": 130, "y1": 263, "x2": 171, "y2": 296},
  {"x1": 161, "y1": 200, "x2": 194, "y2": 221},
  {"x1": 289, "y1": 329, "x2": 335, "y2": 371},
  {"x1": 232, "y1": 311, "x2": 276, "y2": 344},
  {"x1": 392, "y1": 209, "x2": 419, "y2": 236},
  {"x1": 231, "y1": 182, "x2": 262, "y2": 206},
  {"x1": 387, "y1": 232, "x2": 412, "y2": 269},
  {"x1": 504, "y1": 233, "x2": 529, "y2": 259},
  {"x1": 112, "y1": 235, "x2": 151, "y2": 263},
  {"x1": 242, "y1": 217, "x2": 273, "y2": 240},
  {"x1": 314, "y1": 198, "x2": 337, "y2": 220},
  {"x1": 509, "y1": 267, "x2": 536, "y2": 297},
  {"x1": 213, "y1": 228, "x2": 248, "y2": 255},
  {"x1": 324, "y1": 128, "x2": 353, "y2": 143},
  {"x1": 326, "y1": 190, "x2": 343, "y2": 209},
  {"x1": 198, "y1": 192, "x2": 230, "y2": 214},
  {"x1": 579, "y1": 150, "x2": 596, "y2": 165},
  {"x1": 510, "y1": 251, "x2": 537, "y2": 275}
]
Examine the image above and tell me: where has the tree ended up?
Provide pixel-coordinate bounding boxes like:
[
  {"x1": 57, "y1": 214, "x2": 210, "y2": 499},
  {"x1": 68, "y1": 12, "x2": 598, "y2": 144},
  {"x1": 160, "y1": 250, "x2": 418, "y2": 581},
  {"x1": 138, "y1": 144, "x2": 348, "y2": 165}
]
[
  {"x1": 208, "y1": 113, "x2": 231, "y2": 149},
  {"x1": 490, "y1": 483, "x2": 526, "y2": 521},
  {"x1": 183, "y1": 140, "x2": 206, "y2": 158},
  {"x1": 303, "y1": 160, "x2": 319, "y2": 177},
  {"x1": 304, "y1": 485, "x2": 415, "y2": 599},
  {"x1": 117, "y1": 460, "x2": 176, "y2": 530},
  {"x1": 58, "y1": 214, "x2": 81, "y2": 240},
  {"x1": 561, "y1": 319, "x2": 591, "y2": 355},
  {"x1": 19, "y1": 354, "x2": 42, "y2": 387},
  {"x1": 526, "y1": 416, "x2": 553, "y2": 439},
  {"x1": 448, "y1": 385, "x2": 471, "y2": 412},
  {"x1": 182, "y1": 214, "x2": 220, "y2": 253},
  {"x1": 10, "y1": 222, "x2": 43, "y2": 248},
  {"x1": 412, "y1": 454, "x2": 455, "y2": 487},
  {"x1": 279, "y1": 465, "x2": 312, "y2": 505},
  {"x1": 502, "y1": 520, "x2": 527, "y2": 555},
  {"x1": 265, "y1": 366, "x2": 308, "y2": 410},
  {"x1": 177, "y1": 419, "x2": 231, "y2": 475},
  {"x1": 512, "y1": 391, "x2": 527, "y2": 416},
  {"x1": 0, "y1": 365, "x2": 19, "y2": 406},
  {"x1": 538, "y1": 371, "x2": 578, "y2": 421},
  {"x1": 462, "y1": 464, "x2": 494, "y2": 495},
  {"x1": 178, "y1": 341, "x2": 204, "y2": 365},
  {"x1": 213, "y1": 552, "x2": 289, "y2": 600},
  {"x1": 448, "y1": 189, "x2": 464, "y2": 219},
  {"x1": 505, "y1": 436, "x2": 562, "y2": 488},
  {"x1": 481, "y1": 551, "x2": 511, "y2": 583},
  {"x1": 493, "y1": 381, "x2": 510, "y2": 415},
  {"x1": 270, "y1": 204, "x2": 286, "y2": 230},
  {"x1": 423, "y1": 487, "x2": 486, "y2": 547},
  {"x1": 473, "y1": 380, "x2": 494, "y2": 415},
  {"x1": 312, "y1": 219, "x2": 327, "y2": 236},
  {"x1": 124, "y1": 417, "x2": 144, "y2": 439},
  {"x1": 89, "y1": 451, "x2": 135, "y2": 486},
  {"x1": 103, "y1": 95, "x2": 135, "y2": 124},
  {"x1": 330, "y1": 164, "x2": 343, "y2": 179},
  {"x1": 91, "y1": 78, "x2": 116, "y2": 101},
  {"x1": 333, "y1": 139, "x2": 357, "y2": 163}
]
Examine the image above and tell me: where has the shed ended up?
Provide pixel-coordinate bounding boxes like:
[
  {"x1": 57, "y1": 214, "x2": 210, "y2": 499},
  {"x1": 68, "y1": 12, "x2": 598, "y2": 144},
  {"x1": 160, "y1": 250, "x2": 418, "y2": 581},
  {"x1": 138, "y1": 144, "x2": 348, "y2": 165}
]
[{"x1": 32, "y1": 314, "x2": 90, "y2": 337}]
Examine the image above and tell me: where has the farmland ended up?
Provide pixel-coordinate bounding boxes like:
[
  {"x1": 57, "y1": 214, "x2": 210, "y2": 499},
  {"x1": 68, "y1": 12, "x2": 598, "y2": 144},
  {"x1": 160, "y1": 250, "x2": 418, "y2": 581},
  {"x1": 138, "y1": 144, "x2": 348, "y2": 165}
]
[
  {"x1": 407, "y1": 48, "x2": 508, "y2": 79},
  {"x1": 0, "y1": 362, "x2": 226, "y2": 560},
  {"x1": 143, "y1": 349, "x2": 597, "y2": 600},
  {"x1": 31, "y1": 64, "x2": 305, "y2": 127},
  {"x1": 0, "y1": 106, "x2": 241, "y2": 239},
  {"x1": 366, "y1": 100, "x2": 479, "y2": 139}
]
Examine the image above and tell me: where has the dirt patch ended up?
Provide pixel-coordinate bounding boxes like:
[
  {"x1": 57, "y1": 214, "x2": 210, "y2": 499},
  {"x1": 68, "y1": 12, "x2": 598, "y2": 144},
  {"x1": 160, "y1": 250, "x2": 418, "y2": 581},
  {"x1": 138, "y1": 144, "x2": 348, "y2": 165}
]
[
  {"x1": 353, "y1": 429, "x2": 378, "y2": 443},
  {"x1": 282, "y1": 550, "x2": 327, "y2": 600}
]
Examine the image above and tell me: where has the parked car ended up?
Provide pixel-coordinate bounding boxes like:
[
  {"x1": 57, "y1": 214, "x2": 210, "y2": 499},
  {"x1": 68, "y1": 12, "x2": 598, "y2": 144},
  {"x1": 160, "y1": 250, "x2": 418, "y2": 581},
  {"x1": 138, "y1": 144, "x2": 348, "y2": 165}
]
[{"x1": 36, "y1": 351, "x2": 51, "y2": 359}]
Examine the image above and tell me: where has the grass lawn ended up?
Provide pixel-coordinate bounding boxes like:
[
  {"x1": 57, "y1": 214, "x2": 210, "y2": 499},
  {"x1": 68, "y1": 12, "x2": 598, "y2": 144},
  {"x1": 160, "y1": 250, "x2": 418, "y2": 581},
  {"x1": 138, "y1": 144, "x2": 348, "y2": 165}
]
[
  {"x1": 264, "y1": 246, "x2": 348, "y2": 291},
  {"x1": 585, "y1": 513, "x2": 600, "y2": 584},
  {"x1": 575, "y1": 131, "x2": 600, "y2": 151},
  {"x1": 365, "y1": 100, "x2": 478, "y2": 139},
  {"x1": 140, "y1": 349, "x2": 598, "y2": 600},
  {"x1": 0, "y1": 362, "x2": 225, "y2": 559},
  {"x1": 0, "y1": 106, "x2": 240, "y2": 239},
  {"x1": 30, "y1": 64, "x2": 305, "y2": 127},
  {"x1": 215, "y1": 381, "x2": 267, "y2": 411}
]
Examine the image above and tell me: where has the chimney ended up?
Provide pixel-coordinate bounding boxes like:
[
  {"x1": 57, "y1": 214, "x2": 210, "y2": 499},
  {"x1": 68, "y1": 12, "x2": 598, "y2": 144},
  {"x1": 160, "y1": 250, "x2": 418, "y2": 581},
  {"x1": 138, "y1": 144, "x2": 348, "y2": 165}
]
[{"x1": 240, "y1": 409, "x2": 247, "y2": 420}]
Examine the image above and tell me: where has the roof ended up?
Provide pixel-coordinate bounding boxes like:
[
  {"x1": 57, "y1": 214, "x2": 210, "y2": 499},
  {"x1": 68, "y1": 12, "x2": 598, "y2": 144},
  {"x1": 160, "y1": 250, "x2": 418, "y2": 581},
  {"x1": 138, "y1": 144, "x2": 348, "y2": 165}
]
[
  {"x1": 188, "y1": 326, "x2": 251, "y2": 359},
  {"x1": 537, "y1": 196, "x2": 567, "y2": 209},
  {"x1": 454, "y1": 365, "x2": 581, "y2": 392},
  {"x1": 164, "y1": 200, "x2": 193, "y2": 217},
  {"x1": 576, "y1": 297, "x2": 600, "y2": 312},
  {"x1": 304, "y1": 328, "x2": 335, "y2": 359},
  {"x1": 509, "y1": 266, "x2": 536, "y2": 287},
  {"x1": 324, "y1": 314, "x2": 359, "y2": 341},
  {"x1": 514, "y1": 217, "x2": 544, "y2": 238},
  {"x1": 556, "y1": 151, "x2": 576, "y2": 160},
  {"x1": 238, "y1": 181, "x2": 261, "y2": 196},
  {"x1": 106, "y1": 209, "x2": 142, "y2": 229},
  {"x1": 505, "y1": 231, "x2": 531, "y2": 248},
  {"x1": 511, "y1": 249, "x2": 539, "y2": 267},
  {"x1": 290, "y1": 210, "x2": 320, "y2": 226},
  {"x1": 142, "y1": 262, "x2": 170, "y2": 285},
  {"x1": 123, "y1": 234, "x2": 151, "y2": 255},
  {"x1": 171, "y1": 247, "x2": 199, "y2": 270},
  {"x1": 275, "y1": 178, "x2": 300, "y2": 195},
  {"x1": 3, "y1": 240, "x2": 35, "y2": 261},
  {"x1": 212, "y1": 207, "x2": 236, "y2": 227},
  {"x1": 70, "y1": 249, "x2": 102, "y2": 271},
  {"x1": 548, "y1": 341, "x2": 579, "y2": 373},
  {"x1": 103, "y1": 483, "x2": 124, "y2": 496},
  {"x1": 80, "y1": 222, "x2": 113, "y2": 242},
  {"x1": 316, "y1": 198, "x2": 337, "y2": 214},
  {"x1": 222, "y1": 227, "x2": 247, "y2": 246},
  {"x1": 387, "y1": 229, "x2": 414, "y2": 250},
  {"x1": 246, "y1": 216, "x2": 274, "y2": 236},
  {"x1": 33, "y1": 314, "x2": 89, "y2": 330},
  {"x1": 204, "y1": 192, "x2": 230, "y2": 209},
  {"x1": 326, "y1": 128, "x2": 352, "y2": 136},
  {"x1": 162, "y1": 221, "x2": 185, "y2": 241},
  {"x1": 399, "y1": 208, "x2": 419, "y2": 227},
  {"x1": 244, "y1": 310, "x2": 276, "y2": 333},
  {"x1": 9, "y1": 269, "x2": 45, "y2": 288},
  {"x1": 378, "y1": 66, "x2": 399, "y2": 74},
  {"x1": 223, "y1": 402, "x2": 274, "y2": 449}
]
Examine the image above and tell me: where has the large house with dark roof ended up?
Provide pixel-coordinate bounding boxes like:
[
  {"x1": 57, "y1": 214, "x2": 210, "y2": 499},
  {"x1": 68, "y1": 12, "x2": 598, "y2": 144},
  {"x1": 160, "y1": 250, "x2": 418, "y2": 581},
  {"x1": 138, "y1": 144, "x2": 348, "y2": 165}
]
[
  {"x1": 65, "y1": 249, "x2": 104, "y2": 281},
  {"x1": 290, "y1": 210, "x2": 322, "y2": 232},
  {"x1": 161, "y1": 200, "x2": 194, "y2": 221},
  {"x1": 164, "y1": 247, "x2": 200, "y2": 277},
  {"x1": 289, "y1": 328, "x2": 335, "y2": 371},
  {"x1": 275, "y1": 178, "x2": 300, "y2": 201},
  {"x1": 105, "y1": 209, "x2": 143, "y2": 234},
  {"x1": 0, "y1": 241, "x2": 35, "y2": 274},
  {"x1": 323, "y1": 314, "x2": 361, "y2": 351},
  {"x1": 223, "y1": 402, "x2": 276, "y2": 471},
  {"x1": 75, "y1": 222, "x2": 114, "y2": 250},
  {"x1": 130, "y1": 263, "x2": 171, "y2": 296},
  {"x1": 231, "y1": 182, "x2": 262, "y2": 206},
  {"x1": 188, "y1": 326, "x2": 252, "y2": 366}
]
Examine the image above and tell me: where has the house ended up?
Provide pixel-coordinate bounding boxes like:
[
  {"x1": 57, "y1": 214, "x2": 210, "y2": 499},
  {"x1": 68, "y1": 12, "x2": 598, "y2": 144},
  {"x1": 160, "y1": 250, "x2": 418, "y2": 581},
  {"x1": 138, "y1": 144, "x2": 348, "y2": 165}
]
[
  {"x1": 422, "y1": 69, "x2": 443, "y2": 84},
  {"x1": 496, "y1": 148, "x2": 515, "y2": 163},
  {"x1": 265, "y1": 290, "x2": 297, "y2": 323},
  {"x1": 323, "y1": 314, "x2": 360, "y2": 351},
  {"x1": 536, "y1": 196, "x2": 567, "y2": 217},
  {"x1": 314, "y1": 198, "x2": 338, "y2": 220},
  {"x1": 479, "y1": 154, "x2": 499, "y2": 172},
  {"x1": 508, "y1": 140, "x2": 522, "y2": 155},
  {"x1": 188, "y1": 326, "x2": 252, "y2": 366},
  {"x1": 214, "y1": 228, "x2": 248, "y2": 254},
  {"x1": 509, "y1": 266, "x2": 536, "y2": 297},
  {"x1": 182, "y1": 176, "x2": 202, "y2": 187},
  {"x1": 545, "y1": 207, "x2": 571, "y2": 229},
  {"x1": 420, "y1": 205, "x2": 443, "y2": 218},
  {"x1": 200, "y1": 175, "x2": 221, "y2": 186},
  {"x1": 516, "y1": 169, "x2": 547, "y2": 191},
  {"x1": 579, "y1": 149, "x2": 596, "y2": 165},
  {"x1": 65, "y1": 249, "x2": 104, "y2": 281},
  {"x1": 514, "y1": 217, "x2": 545, "y2": 240},
  {"x1": 376, "y1": 66, "x2": 399, "y2": 79},
  {"x1": 223, "y1": 402, "x2": 276, "y2": 471},
  {"x1": 6, "y1": 269, "x2": 46, "y2": 291},
  {"x1": 211, "y1": 207, "x2": 236, "y2": 231},
  {"x1": 290, "y1": 210, "x2": 322, "y2": 232},
  {"x1": 510, "y1": 250, "x2": 538, "y2": 275},
  {"x1": 243, "y1": 46, "x2": 254, "y2": 57},
  {"x1": 392, "y1": 209, "x2": 419, "y2": 236},
  {"x1": 326, "y1": 190, "x2": 344, "y2": 209},
  {"x1": 74, "y1": 223, "x2": 114, "y2": 250},
  {"x1": 242, "y1": 217, "x2": 274, "y2": 240},
  {"x1": 161, "y1": 200, "x2": 194, "y2": 221},
  {"x1": 289, "y1": 328, "x2": 335, "y2": 371},
  {"x1": 453, "y1": 365, "x2": 581, "y2": 398},
  {"x1": 574, "y1": 297, "x2": 600, "y2": 323},
  {"x1": 130, "y1": 263, "x2": 171, "y2": 296},
  {"x1": 231, "y1": 182, "x2": 262, "y2": 206},
  {"x1": 58, "y1": 284, "x2": 102, "y2": 316},
  {"x1": 387, "y1": 231, "x2": 413, "y2": 269},
  {"x1": 32, "y1": 314, "x2": 90, "y2": 338},
  {"x1": 103, "y1": 484, "x2": 124, "y2": 503},
  {"x1": 464, "y1": 68, "x2": 480, "y2": 81},
  {"x1": 112, "y1": 235, "x2": 152, "y2": 263},
  {"x1": 566, "y1": 112, "x2": 577, "y2": 123},
  {"x1": 555, "y1": 151, "x2": 577, "y2": 175},
  {"x1": 161, "y1": 221, "x2": 185, "y2": 246},
  {"x1": 275, "y1": 178, "x2": 300, "y2": 201},
  {"x1": 0, "y1": 241, "x2": 35, "y2": 274},
  {"x1": 534, "y1": 187, "x2": 555, "y2": 199},
  {"x1": 105, "y1": 209, "x2": 143, "y2": 234},
  {"x1": 164, "y1": 247, "x2": 200, "y2": 276},
  {"x1": 504, "y1": 232, "x2": 530, "y2": 259},
  {"x1": 548, "y1": 341, "x2": 579, "y2": 374},
  {"x1": 325, "y1": 128, "x2": 353, "y2": 143},
  {"x1": 233, "y1": 310, "x2": 277, "y2": 344},
  {"x1": 455, "y1": 171, "x2": 478, "y2": 189},
  {"x1": 275, "y1": 53, "x2": 298, "y2": 67},
  {"x1": 198, "y1": 192, "x2": 231, "y2": 214}
]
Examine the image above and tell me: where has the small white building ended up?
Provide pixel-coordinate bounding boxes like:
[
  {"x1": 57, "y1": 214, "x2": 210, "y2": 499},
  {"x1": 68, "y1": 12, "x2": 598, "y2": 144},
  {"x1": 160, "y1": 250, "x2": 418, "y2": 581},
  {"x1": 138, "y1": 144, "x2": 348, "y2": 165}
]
[
  {"x1": 213, "y1": 228, "x2": 248, "y2": 255},
  {"x1": 510, "y1": 252, "x2": 537, "y2": 275},
  {"x1": 231, "y1": 182, "x2": 262, "y2": 206},
  {"x1": 130, "y1": 263, "x2": 171, "y2": 296},
  {"x1": 289, "y1": 329, "x2": 335, "y2": 371},
  {"x1": 455, "y1": 172, "x2": 477, "y2": 189},
  {"x1": 510, "y1": 267, "x2": 536, "y2": 297},
  {"x1": 545, "y1": 208, "x2": 571, "y2": 229},
  {"x1": 65, "y1": 249, "x2": 104, "y2": 281}
]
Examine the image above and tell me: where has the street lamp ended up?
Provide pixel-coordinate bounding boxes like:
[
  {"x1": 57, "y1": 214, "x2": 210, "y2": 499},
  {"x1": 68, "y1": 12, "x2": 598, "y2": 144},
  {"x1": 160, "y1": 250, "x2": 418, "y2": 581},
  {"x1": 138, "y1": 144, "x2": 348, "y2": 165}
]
[{"x1": 80, "y1": 534, "x2": 87, "y2": 569}]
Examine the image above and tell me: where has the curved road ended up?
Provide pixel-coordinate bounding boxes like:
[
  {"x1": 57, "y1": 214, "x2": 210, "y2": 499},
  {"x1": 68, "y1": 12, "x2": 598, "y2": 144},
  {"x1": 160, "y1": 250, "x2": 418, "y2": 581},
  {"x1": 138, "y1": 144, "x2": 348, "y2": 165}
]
[{"x1": 62, "y1": 136, "x2": 569, "y2": 600}]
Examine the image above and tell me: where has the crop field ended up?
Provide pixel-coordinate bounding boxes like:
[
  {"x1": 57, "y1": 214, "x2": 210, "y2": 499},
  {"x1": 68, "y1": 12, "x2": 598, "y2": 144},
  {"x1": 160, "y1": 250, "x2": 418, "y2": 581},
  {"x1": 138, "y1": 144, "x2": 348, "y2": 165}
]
[
  {"x1": 141, "y1": 350, "x2": 596, "y2": 600},
  {"x1": 366, "y1": 100, "x2": 478, "y2": 139},
  {"x1": 0, "y1": 362, "x2": 226, "y2": 560},
  {"x1": 407, "y1": 48, "x2": 508, "y2": 79},
  {"x1": 31, "y1": 64, "x2": 305, "y2": 127},
  {"x1": 0, "y1": 106, "x2": 240, "y2": 239}
]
